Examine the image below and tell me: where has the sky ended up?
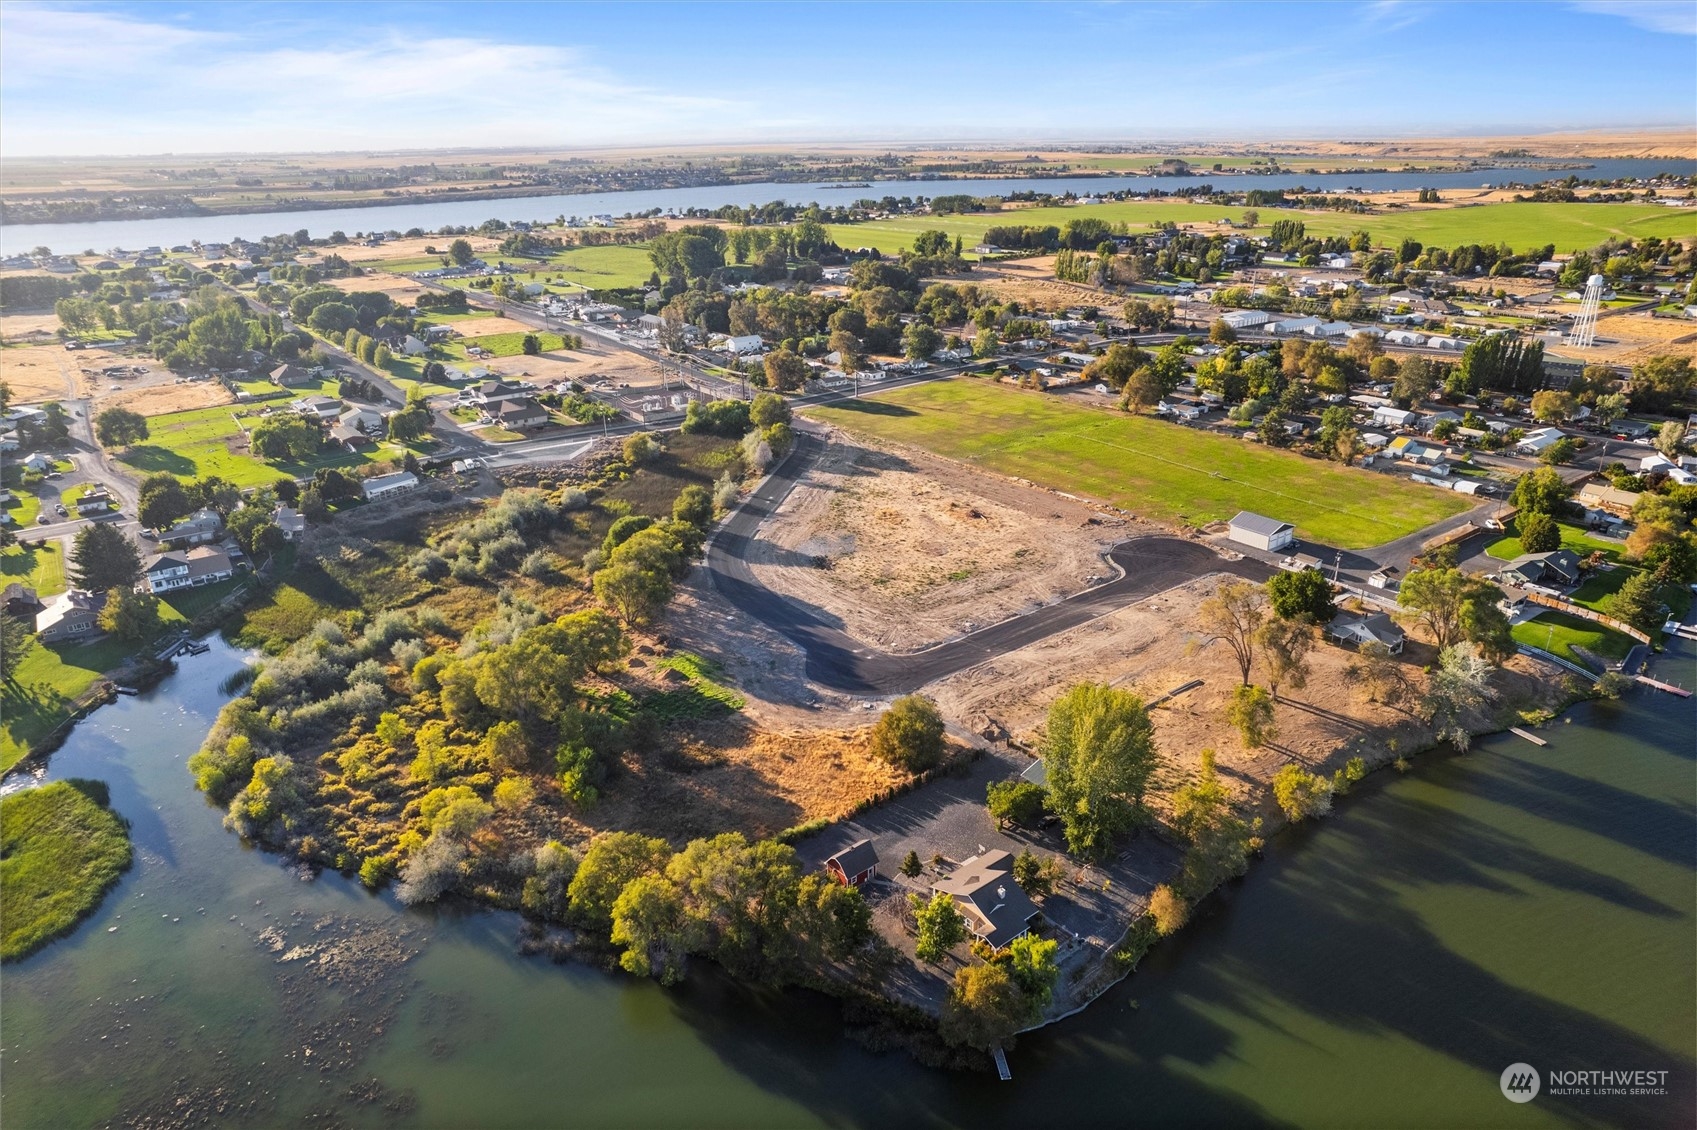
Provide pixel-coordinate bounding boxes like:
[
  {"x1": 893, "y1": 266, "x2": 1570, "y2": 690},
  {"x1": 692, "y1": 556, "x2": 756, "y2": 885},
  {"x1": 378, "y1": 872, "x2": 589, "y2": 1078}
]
[{"x1": 2, "y1": 1, "x2": 1694, "y2": 157}]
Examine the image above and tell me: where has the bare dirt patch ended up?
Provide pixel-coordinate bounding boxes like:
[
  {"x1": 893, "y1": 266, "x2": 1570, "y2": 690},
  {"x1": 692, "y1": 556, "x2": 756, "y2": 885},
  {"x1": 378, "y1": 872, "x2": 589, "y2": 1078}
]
[
  {"x1": 0, "y1": 343, "x2": 78, "y2": 402},
  {"x1": 0, "y1": 312, "x2": 61, "y2": 342},
  {"x1": 482, "y1": 337, "x2": 671, "y2": 390},
  {"x1": 747, "y1": 428, "x2": 1127, "y2": 651},
  {"x1": 1560, "y1": 311, "x2": 1697, "y2": 366},
  {"x1": 329, "y1": 274, "x2": 428, "y2": 303},
  {"x1": 968, "y1": 257, "x2": 1125, "y2": 311},
  {"x1": 99, "y1": 379, "x2": 234, "y2": 416}
]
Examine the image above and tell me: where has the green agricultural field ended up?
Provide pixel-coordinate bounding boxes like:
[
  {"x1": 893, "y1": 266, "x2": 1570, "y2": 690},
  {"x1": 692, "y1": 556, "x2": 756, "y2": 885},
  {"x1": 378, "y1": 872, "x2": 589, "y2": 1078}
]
[
  {"x1": 1511, "y1": 609, "x2": 1637, "y2": 665},
  {"x1": 449, "y1": 330, "x2": 566, "y2": 359},
  {"x1": 820, "y1": 199, "x2": 1694, "y2": 257},
  {"x1": 115, "y1": 403, "x2": 408, "y2": 488},
  {"x1": 809, "y1": 379, "x2": 1470, "y2": 548},
  {"x1": 1, "y1": 780, "x2": 132, "y2": 961},
  {"x1": 539, "y1": 244, "x2": 655, "y2": 289},
  {"x1": 1485, "y1": 520, "x2": 1625, "y2": 564},
  {"x1": 2, "y1": 540, "x2": 67, "y2": 597}
]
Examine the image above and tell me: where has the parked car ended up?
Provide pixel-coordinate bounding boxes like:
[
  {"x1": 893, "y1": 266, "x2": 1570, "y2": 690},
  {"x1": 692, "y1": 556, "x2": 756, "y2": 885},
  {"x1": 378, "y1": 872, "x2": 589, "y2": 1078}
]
[
  {"x1": 36, "y1": 514, "x2": 49, "y2": 524},
  {"x1": 54, "y1": 504, "x2": 67, "y2": 516},
  {"x1": 140, "y1": 529, "x2": 157, "y2": 540}
]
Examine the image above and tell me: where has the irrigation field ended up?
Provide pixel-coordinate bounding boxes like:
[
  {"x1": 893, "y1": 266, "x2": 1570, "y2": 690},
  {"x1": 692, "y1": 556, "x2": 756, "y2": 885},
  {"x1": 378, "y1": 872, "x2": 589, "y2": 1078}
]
[{"x1": 808, "y1": 379, "x2": 1472, "y2": 548}]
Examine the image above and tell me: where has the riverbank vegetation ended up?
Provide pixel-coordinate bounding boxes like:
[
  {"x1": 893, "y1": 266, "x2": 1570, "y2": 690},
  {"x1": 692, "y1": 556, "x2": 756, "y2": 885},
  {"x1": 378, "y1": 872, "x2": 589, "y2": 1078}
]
[{"x1": 1, "y1": 779, "x2": 132, "y2": 961}]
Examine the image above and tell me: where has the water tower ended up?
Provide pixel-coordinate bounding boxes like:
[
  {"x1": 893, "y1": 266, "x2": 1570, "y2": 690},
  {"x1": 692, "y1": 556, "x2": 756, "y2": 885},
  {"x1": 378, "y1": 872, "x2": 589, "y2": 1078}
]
[{"x1": 1566, "y1": 273, "x2": 1605, "y2": 349}]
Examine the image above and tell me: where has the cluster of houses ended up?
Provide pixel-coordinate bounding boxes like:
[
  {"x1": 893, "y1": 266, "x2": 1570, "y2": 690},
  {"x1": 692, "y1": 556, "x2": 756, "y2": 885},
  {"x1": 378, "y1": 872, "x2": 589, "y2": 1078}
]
[{"x1": 458, "y1": 379, "x2": 550, "y2": 430}]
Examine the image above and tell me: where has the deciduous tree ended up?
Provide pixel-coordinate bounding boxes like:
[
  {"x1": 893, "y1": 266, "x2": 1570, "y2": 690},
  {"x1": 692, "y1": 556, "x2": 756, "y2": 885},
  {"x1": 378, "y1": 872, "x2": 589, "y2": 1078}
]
[
  {"x1": 1200, "y1": 580, "x2": 1264, "y2": 685},
  {"x1": 1043, "y1": 682, "x2": 1158, "y2": 857}
]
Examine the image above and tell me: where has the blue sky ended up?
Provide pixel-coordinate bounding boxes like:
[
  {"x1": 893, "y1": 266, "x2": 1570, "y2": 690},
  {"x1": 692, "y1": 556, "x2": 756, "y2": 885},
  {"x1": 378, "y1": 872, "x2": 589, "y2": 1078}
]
[{"x1": 2, "y1": 1, "x2": 1693, "y2": 156}]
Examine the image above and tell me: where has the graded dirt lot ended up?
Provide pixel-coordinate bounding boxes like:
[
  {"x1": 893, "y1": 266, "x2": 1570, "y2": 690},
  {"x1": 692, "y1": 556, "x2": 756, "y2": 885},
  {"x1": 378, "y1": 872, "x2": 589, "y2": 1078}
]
[
  {"x1": 746, "y1": 428, "x2": 1127, "y2": 651},
  {"x1": 329, "y1": 274, "x2": 429, "y2": 303},
  {"x1": 99, "y1": 379, "x2": 234, "y2": 416},
  {"x1": 1569, "y1": 311, "x2": 1697, "y2": 366},
  {"x1": 0, "y1": 343, "x2": 80, "y2": 402},
  {"x1": 481, "y1": 336, "x2": 671, "y2": 390}
]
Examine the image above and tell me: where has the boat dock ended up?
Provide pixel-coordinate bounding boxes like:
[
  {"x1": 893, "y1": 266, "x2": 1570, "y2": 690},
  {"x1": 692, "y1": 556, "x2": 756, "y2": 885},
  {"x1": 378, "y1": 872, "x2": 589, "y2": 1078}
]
[
  {"x1": 993, "y1": 1046, "x2": 1012, "y2": 1081},
  {"x1": 1508, "y1": 727, "x2": 1548, "y2": 747}
]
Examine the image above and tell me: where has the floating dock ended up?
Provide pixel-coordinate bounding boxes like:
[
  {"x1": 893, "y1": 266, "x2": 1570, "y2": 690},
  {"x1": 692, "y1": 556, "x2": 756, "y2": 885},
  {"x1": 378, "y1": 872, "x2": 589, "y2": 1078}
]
[
  {"x1": 993, "y1": 1046, "x2": 1012, "y2": 1081},
  {"x1": 1508, "y1": 727, "x2": 1548, "y2": 746}
]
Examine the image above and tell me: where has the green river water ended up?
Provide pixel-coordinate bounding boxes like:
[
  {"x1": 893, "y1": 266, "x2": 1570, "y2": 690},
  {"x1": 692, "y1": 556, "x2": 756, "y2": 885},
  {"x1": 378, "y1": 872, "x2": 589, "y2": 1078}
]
[{"x1": 2, "y1": 635, "x2": 1692, "y2": 1128}]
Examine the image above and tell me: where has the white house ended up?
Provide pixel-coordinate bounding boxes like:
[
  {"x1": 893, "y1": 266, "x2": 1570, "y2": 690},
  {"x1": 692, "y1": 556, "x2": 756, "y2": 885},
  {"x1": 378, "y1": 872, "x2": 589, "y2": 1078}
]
[
  {"x1": 143, "y1": 546, "x2": 235, "y2": 594},
  {"x1": 1373, "y1": 406, "x2": 1419, "y2": 429},
  {"x1": 1227, "y1": 511, "x2": 1296, "y2": 552},
  {"x1": 1516, "y1": 427, "x2": 1566, "y2": 456},
  {"x1": 718, "y1": 334, "x2": 764, "y2": 355},
  {"x1": 1383, "y1": 330, "x2": 1426, "y2": 347},
  {"x1": 273, "y1": 504, "x2": 306, "y2": 540},
  {"x1": 401, "y1": 335, "x2": 429, "y2": 356},
  {"x1": 1220, "y1": 309, "x2": 1272, "y2": 331},
  {"x1": 1641, "y1": 453, "x2": 1697, "y2": 485},
  {"x1": 361, "y1": 471, "x2": 420, "y2": 501},
  {"x1": 294, "y1": 396, "x2": 345, "y2": 421}
]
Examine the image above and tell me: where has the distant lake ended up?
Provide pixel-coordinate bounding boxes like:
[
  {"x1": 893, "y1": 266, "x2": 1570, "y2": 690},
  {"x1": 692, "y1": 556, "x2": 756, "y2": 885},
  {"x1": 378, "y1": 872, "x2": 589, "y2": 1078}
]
[{"x1": 4, "y1": 158, "x2": 1692, "y2": 256}]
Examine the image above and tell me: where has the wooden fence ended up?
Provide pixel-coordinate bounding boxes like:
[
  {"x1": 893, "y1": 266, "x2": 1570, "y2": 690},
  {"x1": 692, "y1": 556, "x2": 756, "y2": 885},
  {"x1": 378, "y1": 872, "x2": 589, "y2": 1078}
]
[{"x1": 1521, "y1": 589, "x2": 1651, "y2": 644}]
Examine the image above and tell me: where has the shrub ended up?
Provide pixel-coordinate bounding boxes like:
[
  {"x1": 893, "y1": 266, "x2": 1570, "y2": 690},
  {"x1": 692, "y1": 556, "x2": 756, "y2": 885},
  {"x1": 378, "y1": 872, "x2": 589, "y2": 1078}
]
[
  {"x1": 622, "y1": 431, "x2": 661, "y2": 464},
  {"x1": 395, "y1": 834, "x2": 467, "y2": 905},
  {"x1": 1272, "y1": 763, "x2": 1334, "y2": 822},
  {"x1": 1148, "y1": 884, "x2": 1188, "y2": 936},
  {"x1": 869, "y1": 694, "x2": 946, "y2": 772}
]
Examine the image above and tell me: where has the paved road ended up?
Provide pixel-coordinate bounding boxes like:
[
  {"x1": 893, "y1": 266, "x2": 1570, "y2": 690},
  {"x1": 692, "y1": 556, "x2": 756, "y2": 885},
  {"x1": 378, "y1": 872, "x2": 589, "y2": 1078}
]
[{"x1": 704, "y1": 431, "x2": 1271, "y2": 695}]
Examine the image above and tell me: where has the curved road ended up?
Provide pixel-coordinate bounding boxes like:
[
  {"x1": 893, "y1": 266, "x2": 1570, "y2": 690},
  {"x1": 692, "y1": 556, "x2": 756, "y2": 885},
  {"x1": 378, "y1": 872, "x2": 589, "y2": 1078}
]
[{"x1": 705, "y1": 432, "x2": 1271, "y2": 695}]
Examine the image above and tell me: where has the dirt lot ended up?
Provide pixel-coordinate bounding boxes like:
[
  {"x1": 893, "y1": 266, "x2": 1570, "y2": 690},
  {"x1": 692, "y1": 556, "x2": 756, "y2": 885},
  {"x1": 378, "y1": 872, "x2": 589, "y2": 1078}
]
[
  {"x1": 746, "y1": 428, "x2": 1126, "y2": 651},
  {"x1": 328, "y1": 274, "x2": 429, "y2": 303},
  {"x1": 1564, "y1": 311, "x2": 1697, "y2": 366},
  {"x1": 967, "y1": 257, "x2": 1124, "y2": 311},
  {"x1": 100, "y1": 378, "x2": 234, "y2": 416},
  {"x1": 481, "y1": 337, "x2": 672, "y2": 390},
  {"x1": 0, "y1": 312, "x2": 61, "y2": 343}
]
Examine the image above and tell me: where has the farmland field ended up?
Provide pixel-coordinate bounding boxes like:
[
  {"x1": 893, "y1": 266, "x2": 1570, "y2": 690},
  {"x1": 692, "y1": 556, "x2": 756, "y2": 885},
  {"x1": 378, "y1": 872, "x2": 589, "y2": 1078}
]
[
  {"x1": 808, "y1": 379, "x2": 1471, "y2": 548},
  {"x1": 823, "y1": 200, "x2": 1695, "y2": 256}
]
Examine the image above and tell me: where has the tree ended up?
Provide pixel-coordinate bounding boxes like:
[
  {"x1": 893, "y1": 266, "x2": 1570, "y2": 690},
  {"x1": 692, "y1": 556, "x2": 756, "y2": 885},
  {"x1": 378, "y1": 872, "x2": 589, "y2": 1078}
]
[
  {"x1": 1, "y1": 614, "x2": 36, "y2": 682},
  {"x1": 672, "y1": 484, "x2": 714, "y2": 528},
  {"x1": 940, "y1": 962, "x2": 1027, "y2": 1051},
  {"x1": 1256, "y1": 617, "x2": 1313, "y2": 700},
  {"x1": 870, "y1": 694, "x2": 946, "y2": 772},
  {"x1": 622, "y1": 431, "x2": 660, "y2": 464},
  {"x1": 521, "y1": 333, "x2": 541, "y2": 356},
  {"x1": 1265, "y1": 569, "x2": 1335, "y2": 623},
  {"x1": 98, "y1": 587, "x2": 161, "y2": 643},
  {"x1": 1346, "y1": 640, "x2": 1410, "y2": 707},
  {"x1": 763, "y1": 348, "x2": 808, "y2": 393},
  {"x1": 69, "y1": 524, "x2": 142, "y2": 592},
  {"x1": 1424, "y1": 642, "x2": 1497, "y2": 750},
  {"x1": 1272, "y1": 763, "x2": 1333, "y2": 821},
  {"x1": 1399, "y1": 567, "x2": 1499, "y2": 651},
  {"x1": 94, "y1": 406, "x2": 148, "y2": 449},
  {"x1": 610, "y1": 874, "x2": 696, "y2": 985},
  {"x1": 1592, "y1": 392, "x2": 1628, "y2": 427},
  {"x1": 902, "y1": 320, "x2": 942, "y2": 361},
  {"x1": 972, "y1": 327, "x2": 1000, "y2": 360},
  {"x1": 1542, "y1": 437, "x2": 1579, "y2": 466},
  {"x1": 388, "y1": 399, "x2": 432, "y2": 444},
  {"x1": 1148, "y1": 884, "x2": 1188, "y2": 936},
  {"x1": 1209, "y1": 318, "x2": 1237, "y2": 345},
  {"x1": 567, "y1": 831, "x2": 671, "y2": 931},
  {"x1": 986, "y1": 780, "x2": 1046, "y2": 829},
  {"x1": 251, "y1": 415, "x2": 322, "y2": 461},
  {"x1": 1227, "y1": 684, "x2": 1276, "y2": 748},
  {"x1": 1629, "y1": 355, "x2": 1692, "y2": 413},
  {"x1": 749, "y1": 391, "x2": 791, "y2": 429},
  {"x1": 1530, "y1": 390, "x2": 1577, "y2": 423},
  {"x1": 1199, "y1": 580, "x2": 1264, "y2": 685},
  {"x1": 1517, "y1": 511, "x2": 1560, "y2": 553},
  {"x1": 448, "y1": 238, "x2": 475, "y2": 266},
  {"x1": 138, "y1": 476, "x2": 193, "y2": 531},
  {"x1": 1603, "y1": 570, "x2": 1665, "y2": 633},
  {"x1": 909, "y1": 891, "x2": 966, "y2": 963},
  {"x1": 1001, "y1": 934, "x2": 1059, "y2": 1014},
  {"x1": 1511, "y1": 466, "x2": 1572, "y2": 515},
  {"x1": 1654, "y1": 420, "x2": 1687, "y2": 458},
  {"x1": 1043, "y1": 682, "x2": 1158, "y2": 857},
  {"x1": 900, "y1": 850, "x2": 923, "y2": 878}
]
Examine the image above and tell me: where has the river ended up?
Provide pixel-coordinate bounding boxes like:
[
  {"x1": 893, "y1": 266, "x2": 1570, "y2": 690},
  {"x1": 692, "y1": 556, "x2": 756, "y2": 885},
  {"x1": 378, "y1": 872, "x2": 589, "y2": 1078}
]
[
  {"x1": 1, "y1": 633, "x2": 1692, "y2": 1128},
  {"x1": 4, "y1": 159, "x2": 1693, "y2": 258}
]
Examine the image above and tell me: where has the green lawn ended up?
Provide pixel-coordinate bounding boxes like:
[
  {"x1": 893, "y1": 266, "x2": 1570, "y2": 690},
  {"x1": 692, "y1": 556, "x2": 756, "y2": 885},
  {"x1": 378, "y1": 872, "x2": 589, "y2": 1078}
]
[
  {"x1": 1569, "y1": 566, "x2": 1693, "y2": 622},
  {"x1": 1, "y1": 636, "x2": 130, "y2": 769},
  {"x1": 1512, "y1": 609, "x2": 1638, "y2": 665},
  {"x1": 3, "y1": 486, "x2": 42, "y2": 528},
  {"x1": 1485, "y1": 521, "x2": 1625, "y2": 564},
  {"x1": 537, "y1": 244, "x2": 655, "y2": 289},
  {"x1": 821, "y1": 199, "x2": 1694, "y2": 257},
  {"x1": 115, "y1": 403, "x2": 408, "y2": 488},
  {"x1": 808, "y1": 379, "x2": 1470, "y2": 548},
  {"x1": 3, "y1": 541, "x2": 67, "y2": 597},
  {"x1": 448, "y1": 330, "x2": 566, "y2": 360},
  {"x1": 1, "y1": 780, "x2": 132, "y2": 962}
]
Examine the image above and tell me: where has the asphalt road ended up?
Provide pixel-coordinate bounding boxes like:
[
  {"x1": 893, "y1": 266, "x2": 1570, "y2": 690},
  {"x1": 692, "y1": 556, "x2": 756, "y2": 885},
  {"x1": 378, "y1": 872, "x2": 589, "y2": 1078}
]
[{"x1": 704, "y1": 431, "x2": 1271, "y2": 695}]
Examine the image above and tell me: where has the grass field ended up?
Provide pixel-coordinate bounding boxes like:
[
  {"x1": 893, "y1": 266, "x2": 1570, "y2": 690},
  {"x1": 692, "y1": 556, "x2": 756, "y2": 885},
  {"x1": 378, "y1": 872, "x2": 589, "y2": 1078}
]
[
  {"x1": 1485, "y1": 521, "x2": 1625, "y2": 564},
  {"x1": 3, "y1": 486, "x2": 42, "y2": 528},
  {"x1": 1512, "y1": 609, "x2": 1637, "y2": 664},
  {"x1": 1, "y1": 780, "x2": 132, "y2": 961},
  {"x1": 450, "y1": 330, "x2": 567, "y2": 359},
  {"x1": 822, "y1": 199, "x2": 1695, "y2": 257},
  {"x1": 1569, "y1": 565, "x2": 1692, "y2": 621},
  {"x1": 808, "y1": 379, "x2": 1471, "y2": 548},
  {"x1": 116, "y1": 403, "x2": 408, "y2": 488},
  {"x1": 2, "y1": 540, "x2": 67, "y2": 596},
  {"x1": 539, "y1": 244, "x2": 655, "y2": 289}
]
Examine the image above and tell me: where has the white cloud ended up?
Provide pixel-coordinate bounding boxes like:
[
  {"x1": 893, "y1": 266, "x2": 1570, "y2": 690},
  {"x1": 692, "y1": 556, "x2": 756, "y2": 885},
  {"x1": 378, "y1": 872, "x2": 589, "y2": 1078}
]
[{"x1": 1570, "y1": 1, "x2": 1697, "y2": 35}]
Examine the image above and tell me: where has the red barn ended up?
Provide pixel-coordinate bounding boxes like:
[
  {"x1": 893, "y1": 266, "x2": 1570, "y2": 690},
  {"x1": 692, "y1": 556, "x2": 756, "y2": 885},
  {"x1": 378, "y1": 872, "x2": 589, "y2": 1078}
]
[{"x1": 825, "y1": 840, "x2": 879, "y2": 887}]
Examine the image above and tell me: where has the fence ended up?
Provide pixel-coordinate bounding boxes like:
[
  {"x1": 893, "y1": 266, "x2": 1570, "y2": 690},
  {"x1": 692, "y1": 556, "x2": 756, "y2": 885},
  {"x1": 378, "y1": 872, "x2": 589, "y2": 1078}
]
[{"x1": 1520, "y1": 589, "x2": 1650, "y2": 644}]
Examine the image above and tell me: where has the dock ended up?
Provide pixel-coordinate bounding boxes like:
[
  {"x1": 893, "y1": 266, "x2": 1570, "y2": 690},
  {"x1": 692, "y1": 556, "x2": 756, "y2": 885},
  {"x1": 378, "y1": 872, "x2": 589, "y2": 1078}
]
[
  {"x1": 1634, "y1": 675, "x2": 1692, "y2": 698},
  {"x1": 992, "y1": 1046, "x2": 1012, "y2": 1081},
  {"x1": 1508, "y1": 727, "x2": 1548, "y2": 746}
]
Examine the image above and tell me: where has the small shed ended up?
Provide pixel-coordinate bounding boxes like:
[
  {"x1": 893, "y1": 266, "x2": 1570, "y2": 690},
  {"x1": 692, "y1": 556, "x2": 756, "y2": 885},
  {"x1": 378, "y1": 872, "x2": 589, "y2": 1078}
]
[
  {"x1": 1227, "y1": 511, "x2": 1296, "y2": 553},
  {"x1": 825, "y1": 840, "x2": 879, "y2": 887}
]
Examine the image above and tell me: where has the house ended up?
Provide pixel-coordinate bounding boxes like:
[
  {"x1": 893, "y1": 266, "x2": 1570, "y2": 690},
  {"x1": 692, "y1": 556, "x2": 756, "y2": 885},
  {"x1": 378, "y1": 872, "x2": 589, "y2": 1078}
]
[
  {"x1": 824, "y1": 840, "x2": 879, "y2": 887},
  {"x1": 1501, "y1": 549, "x2": 1583, "y2": 589},
  {"x1": 484, "y1": 398, "x2": 549, "y2": 429},
  {"x1": 35, "y1": 589, "x2": 105, "y2": 642},
  {"x1": 339, "y1": 406, "x2": 386, "y2": 435},
  {"x1": 294, "y1": 396, "x2": 345, "y2": 421},
  {"x1": 361, "y1": 471, "x2": 420, "y2": 501},
  {"x1": 1640, "y1": 453, "x2": 1697, "y2": 485},
  {"x1": 76, "y1": 488, "x2": 113, "y2": 516},
  {"x1": 269, "y1": 363, "x2": 312, "y2": 387},
  {"x1": 1516, "y1": 427, "x2": 1566, "y2": 456},
  {"x1": 1423, "y1": 410, "x2": 1463, "y2": 435},
  {"x1": 718, "y1": 334, "x2": 764, "y2": 355},
  {"x1": 469, "y1": 379, "x2": 526, "y2": 405},
  {"x1": 143, "y1": 546, "x2": 235, "y2": 594},
  {"x1": 1227, "y1": 511, "x2": 1296, "y2": 552},
  {"x1": 1326, "y1": 611, "x2": 1406, "y2": 654},
  {"x1": 931, "y1": 850, "x2": 1041, "y2": 951},
  {"x1": 162, "y1": 507, "x2": 223, "y2": 546},
  {"x1": 1319, "y1": 253, "x2": 1354, "y2": 270},
  {"x1": 273, "y1": 504, "x2": 306, "y2": 540},
  {"x1": 1385, "y1": 436, "x2": 1444, "y2": 464},
  {"x1": 329, "y1": 424, "x2": 374, "y2": 450},
  {"x1": 1576, "y1": 482, "x2": 1641, "y2": 520},
  {"x1": 400, "y1": 335, "x2": 429, "y2": 356},
  {"x1": 1373, "y1": 406, "x2": 1419, "y2": 429}
]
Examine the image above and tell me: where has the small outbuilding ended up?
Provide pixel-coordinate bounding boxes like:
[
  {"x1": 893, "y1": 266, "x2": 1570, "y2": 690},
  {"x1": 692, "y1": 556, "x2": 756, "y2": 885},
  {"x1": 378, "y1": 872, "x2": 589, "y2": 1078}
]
[
  {"x1": 1227, "y1": 511, "x2": 1296, "y2": 553},
  {"x1": 825, "y1": 840, "x2": 879, "y2": 887}
]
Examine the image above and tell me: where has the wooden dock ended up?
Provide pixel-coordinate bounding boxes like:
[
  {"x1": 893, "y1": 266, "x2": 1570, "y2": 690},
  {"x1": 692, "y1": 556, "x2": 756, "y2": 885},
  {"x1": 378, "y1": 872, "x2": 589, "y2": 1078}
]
[
  {"x1": 992, "y1": 1046, "x2": 1012, "y2": 1081},
  {"x1": 1509, "y1": 727, "x2": 1548, "y2": 746},
  {"x1": 1634, "y1": 675, "x2": 1692, "y2": 698}
]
